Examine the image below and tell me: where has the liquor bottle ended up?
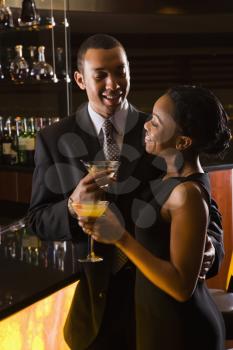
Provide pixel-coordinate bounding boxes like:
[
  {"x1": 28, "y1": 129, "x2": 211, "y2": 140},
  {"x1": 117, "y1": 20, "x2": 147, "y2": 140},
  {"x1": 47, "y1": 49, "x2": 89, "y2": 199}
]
[
  {"x1": 56, "y1": 47, "x2": 66, "y2": 81},
  {"x1": 18, "y1": 117, "x2": 29, "y2": 165},
  {"x1": 0, "y1": 0, "x2": 14, "y2": 30},
  {"x1": 16, "y1": 116, "x2": 27, "y2": 165},
  {"x1": 18, "y1": 0, "x2": 40, "y2": 27},
  {"x1": 1, "y1": 117, "x2": 11, "y2": 165},
  {"x1": 11, "y1": 117, "x2": 19, "y2": 164},
  {"x1": 24, "y1": 117, "x2": 35, "y2": 166},
  {"x1": 10, "y1": 45, "x2": 29, "y2": 84},
  {"x1": 2, "y1": 117, "x2": 17, "y2": 165},
  {"x1": 27, "y1": 45, "x2": 37, "y2": 78},
  {"x1": 30, "y1": 46, "x2": 53, "y2": 81}
]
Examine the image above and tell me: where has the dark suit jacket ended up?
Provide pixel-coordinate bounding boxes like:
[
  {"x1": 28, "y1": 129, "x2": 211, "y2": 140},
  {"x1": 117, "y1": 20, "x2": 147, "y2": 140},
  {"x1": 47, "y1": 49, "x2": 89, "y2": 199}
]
[{"x1": 28, "y1": 103, "x2": 224, "y2": 349}]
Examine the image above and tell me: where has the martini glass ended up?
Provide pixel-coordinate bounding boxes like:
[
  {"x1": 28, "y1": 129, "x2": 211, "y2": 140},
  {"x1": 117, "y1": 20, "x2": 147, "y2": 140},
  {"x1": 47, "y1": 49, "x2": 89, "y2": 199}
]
[
  {"x1": 72, "y1": 200, "x2": 109, "y2": 262},
  {"x1": 81, "y1": 160, "x2": 120, "y2": 188}
]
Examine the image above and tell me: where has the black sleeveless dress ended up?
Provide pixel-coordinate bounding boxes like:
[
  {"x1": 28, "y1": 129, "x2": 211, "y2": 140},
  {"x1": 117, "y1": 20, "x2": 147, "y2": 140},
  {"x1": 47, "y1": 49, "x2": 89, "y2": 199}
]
[{"x1": 134, "y1": 173, "x2": 225, "y2": 350}]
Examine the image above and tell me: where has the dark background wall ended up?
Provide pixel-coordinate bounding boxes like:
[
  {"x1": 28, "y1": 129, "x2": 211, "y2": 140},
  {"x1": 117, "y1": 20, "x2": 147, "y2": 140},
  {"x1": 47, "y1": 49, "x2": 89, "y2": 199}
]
[{"x1": 67, "y1": 2, "x2": 233, "y2": 114}]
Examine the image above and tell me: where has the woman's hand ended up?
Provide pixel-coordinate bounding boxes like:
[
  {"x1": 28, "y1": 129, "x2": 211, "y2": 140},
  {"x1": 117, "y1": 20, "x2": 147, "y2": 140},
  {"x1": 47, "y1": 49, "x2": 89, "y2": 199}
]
[{"x1": 78, "y1": 208, "x2": 125, "y2": 244}]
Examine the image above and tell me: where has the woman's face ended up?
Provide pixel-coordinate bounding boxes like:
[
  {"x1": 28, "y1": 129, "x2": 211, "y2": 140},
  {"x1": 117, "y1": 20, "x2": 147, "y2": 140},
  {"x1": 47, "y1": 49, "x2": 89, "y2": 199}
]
[{"x1": 144, "y1": 94, "x2": 181, "y2": 156}]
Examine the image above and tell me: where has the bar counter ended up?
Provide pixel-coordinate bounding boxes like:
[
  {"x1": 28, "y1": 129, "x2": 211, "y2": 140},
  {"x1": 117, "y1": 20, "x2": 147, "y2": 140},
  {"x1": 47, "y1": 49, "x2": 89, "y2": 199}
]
[
  {"x1": 0, "y1": 228, "x2": 82, "y2": 349},
  {"x1": 0, "y1": 230, "x2": 81, "y2": 321}
]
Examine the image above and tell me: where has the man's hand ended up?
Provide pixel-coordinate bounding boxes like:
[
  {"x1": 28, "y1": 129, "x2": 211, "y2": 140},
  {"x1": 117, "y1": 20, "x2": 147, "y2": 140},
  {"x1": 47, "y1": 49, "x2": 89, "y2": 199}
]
[
  {"x1": 199, "y1": 235, "x2": 215, "y2": 281},
  {"x1": 70, "y1": 173, "x2": 103, "y2": 203},
  {"x1": 68, "y1": 170, "x2": 116, "y2": 217}
]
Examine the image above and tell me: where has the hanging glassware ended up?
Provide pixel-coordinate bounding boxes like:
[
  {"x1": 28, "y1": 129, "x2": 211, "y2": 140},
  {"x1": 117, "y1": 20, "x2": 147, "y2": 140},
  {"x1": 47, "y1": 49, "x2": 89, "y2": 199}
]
[{"x1": 18, "y1": 0, "x2": 40, "y2": 27}]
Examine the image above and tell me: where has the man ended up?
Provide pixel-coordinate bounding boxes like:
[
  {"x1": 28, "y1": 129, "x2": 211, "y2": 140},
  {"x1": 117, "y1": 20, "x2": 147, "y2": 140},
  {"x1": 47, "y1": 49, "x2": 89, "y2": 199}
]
[{"x1": 28, "y1": 34, "x2": 224, "y2": 350}]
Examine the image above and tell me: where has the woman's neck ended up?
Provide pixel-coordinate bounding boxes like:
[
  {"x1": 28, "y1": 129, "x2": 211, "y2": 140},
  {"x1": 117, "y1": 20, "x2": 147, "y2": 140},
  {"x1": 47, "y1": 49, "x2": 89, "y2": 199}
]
[{"x1": 164, "y1": 154, "x2": 203, "y2": 179}]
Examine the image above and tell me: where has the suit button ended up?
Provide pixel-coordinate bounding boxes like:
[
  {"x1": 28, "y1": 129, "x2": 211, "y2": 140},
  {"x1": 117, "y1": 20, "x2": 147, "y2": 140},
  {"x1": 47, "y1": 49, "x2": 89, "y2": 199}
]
[{"x1": 98, "y1": 292, "x2": 105, "y2": 298}]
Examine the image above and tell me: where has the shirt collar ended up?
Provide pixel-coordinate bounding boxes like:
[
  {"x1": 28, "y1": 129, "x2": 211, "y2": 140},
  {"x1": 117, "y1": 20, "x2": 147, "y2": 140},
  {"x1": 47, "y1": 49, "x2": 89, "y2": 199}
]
[{"x1": 88, "y1": 100, "x2": 129, "y2": 136}]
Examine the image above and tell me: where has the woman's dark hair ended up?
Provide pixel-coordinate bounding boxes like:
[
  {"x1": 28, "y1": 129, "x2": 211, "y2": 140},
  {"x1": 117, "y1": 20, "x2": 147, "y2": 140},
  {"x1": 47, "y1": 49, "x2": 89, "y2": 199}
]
[
  {"x1": 166, "y1": 85, "x2": 232, "y2": 157},
  {"x1": 77, "y1": 34, "x2": 126, "y2": 73}
]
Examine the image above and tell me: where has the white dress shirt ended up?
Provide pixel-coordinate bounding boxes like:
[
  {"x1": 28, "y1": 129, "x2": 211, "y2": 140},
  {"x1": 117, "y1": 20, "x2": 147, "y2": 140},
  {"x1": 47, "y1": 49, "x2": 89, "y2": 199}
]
[{"x1": 87, "y1": 100, "x2": 129, "y2": 151}]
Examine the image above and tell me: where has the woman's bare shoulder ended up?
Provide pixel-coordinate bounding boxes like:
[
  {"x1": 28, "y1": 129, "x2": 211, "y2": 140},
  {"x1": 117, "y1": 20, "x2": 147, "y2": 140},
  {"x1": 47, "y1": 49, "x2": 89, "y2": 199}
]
[{"x1": 163, "y1": 180, "x2": 206, "y2": 213}]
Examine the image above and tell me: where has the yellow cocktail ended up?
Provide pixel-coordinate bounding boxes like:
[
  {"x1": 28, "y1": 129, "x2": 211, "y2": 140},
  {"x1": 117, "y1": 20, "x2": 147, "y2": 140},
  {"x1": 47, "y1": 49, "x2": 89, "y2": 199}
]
[
  {"x1": 71, "y1": 201, "x2": 109, "y2": 262},
  {"x1": 72, "y1": 201, "x2": 108, "y2": 218}
]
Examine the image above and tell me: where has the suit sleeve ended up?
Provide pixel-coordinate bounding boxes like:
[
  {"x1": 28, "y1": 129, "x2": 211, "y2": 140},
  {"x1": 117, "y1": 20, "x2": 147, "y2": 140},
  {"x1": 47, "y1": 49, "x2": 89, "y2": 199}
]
[
  {"x1": 27, "y1": 132, "x2": 85, "y2": 242},
  {"x1": 206, "y1": 198, "x2": 224, "y2": 279}
]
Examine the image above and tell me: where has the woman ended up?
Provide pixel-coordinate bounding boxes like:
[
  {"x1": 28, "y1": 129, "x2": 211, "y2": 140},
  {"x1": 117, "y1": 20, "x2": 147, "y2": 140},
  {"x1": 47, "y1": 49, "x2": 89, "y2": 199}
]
[{"x1": 79, "y1": 85, "x2": 231, "y2": 350}]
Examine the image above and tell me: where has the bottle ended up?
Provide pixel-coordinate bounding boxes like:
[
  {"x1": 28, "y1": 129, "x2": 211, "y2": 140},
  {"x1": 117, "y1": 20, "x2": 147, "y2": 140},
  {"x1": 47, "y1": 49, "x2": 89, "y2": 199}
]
[
  {"x1": 2, "y1": 117, "x2": 17, "y2": 165},
  {"x1": 26, "y1": 117, "x2": 35, "y2": 166},
  {"x1": 10, "y1": 45, "x2": 29, "y2": 84},
  {"x1": 18, "y1": 118, "x2": 28, "y2": 165},
  {"x1": 27, "y1": 45, "x2": 37, "y2": 78},
  {"x1": 11, "y1": 117, "x2": 19, "y2": 164},
  {"x1": 18, "y1": 0, "x2": 40, "y2": 27},
  {"x1": 30, "y1": 46, "x2": 53, "y2": 81},
  {"x1": 2, "y1": 117, "x2": 11, "y2": 165},
  {"x1": 0, "y1": 0, "x2": 14, "y2": 30},
  {"x1": 56, "y1": 47, "x2": 66, "y2": 81},
  {"x1": 16, "y1": 116, "x2": 27, "y2": 165}
]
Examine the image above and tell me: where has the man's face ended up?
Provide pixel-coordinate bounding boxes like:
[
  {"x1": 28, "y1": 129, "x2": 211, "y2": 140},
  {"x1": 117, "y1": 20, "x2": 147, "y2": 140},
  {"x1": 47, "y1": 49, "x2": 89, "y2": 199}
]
[{"x1": 74, "y1": 46, "x2": 130, "y2": 117}]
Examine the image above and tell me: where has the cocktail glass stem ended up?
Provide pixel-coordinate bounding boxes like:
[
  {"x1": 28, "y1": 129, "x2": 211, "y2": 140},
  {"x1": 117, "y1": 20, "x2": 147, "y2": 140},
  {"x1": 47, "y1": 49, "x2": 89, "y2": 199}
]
[
  {"x1": 79, "y1": 234, "x2": 103, "y2": 262},
  {"x1": 87, "y1": 236, "x2": 95, "y2": 259}
]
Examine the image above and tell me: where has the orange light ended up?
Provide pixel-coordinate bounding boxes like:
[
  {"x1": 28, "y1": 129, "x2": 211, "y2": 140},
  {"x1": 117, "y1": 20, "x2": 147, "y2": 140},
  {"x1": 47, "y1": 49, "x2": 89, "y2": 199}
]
[
  {"x1": 0, "y1": 281, "x2": 79, "y2": 350},
  {"x1": 158, "y1": 7, "x2": 184, "y2": 15}
]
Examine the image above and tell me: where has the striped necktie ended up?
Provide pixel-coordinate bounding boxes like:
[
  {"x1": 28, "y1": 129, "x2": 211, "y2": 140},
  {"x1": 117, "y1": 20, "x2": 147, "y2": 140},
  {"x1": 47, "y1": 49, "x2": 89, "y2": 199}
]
[
  {"x1": 102, "y1": 119, "x2": 120, "y2": 161},
  {"x1": 102, "y1": 118, "x2": 128, "y2": 273}
]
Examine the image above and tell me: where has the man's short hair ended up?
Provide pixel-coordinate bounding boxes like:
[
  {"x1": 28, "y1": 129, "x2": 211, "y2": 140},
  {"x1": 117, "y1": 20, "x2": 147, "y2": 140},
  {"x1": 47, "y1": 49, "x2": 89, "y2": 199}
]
[{"x1": 77, "y1": 34, "x2": 126, "y2": 72}]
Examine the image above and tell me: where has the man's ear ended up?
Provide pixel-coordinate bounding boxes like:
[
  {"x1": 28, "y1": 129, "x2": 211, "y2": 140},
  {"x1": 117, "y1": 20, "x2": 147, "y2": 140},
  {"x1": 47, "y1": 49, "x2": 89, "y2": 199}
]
[
  {"x1": 176, "y1": 135, "x2": 192, "y2": 151},
  {"x1": 74, "y1": 71, "x2": 86, "y2": 90}
]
